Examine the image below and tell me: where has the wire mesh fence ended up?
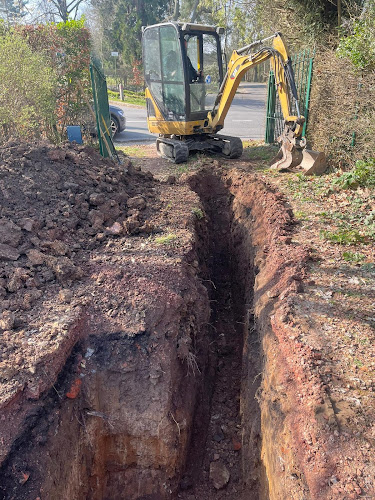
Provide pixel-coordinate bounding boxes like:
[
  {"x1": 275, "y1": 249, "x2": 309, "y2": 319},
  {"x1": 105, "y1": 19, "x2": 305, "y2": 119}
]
[{"x1": 265, "y1": 49, "x2": 315, "y2": 143}]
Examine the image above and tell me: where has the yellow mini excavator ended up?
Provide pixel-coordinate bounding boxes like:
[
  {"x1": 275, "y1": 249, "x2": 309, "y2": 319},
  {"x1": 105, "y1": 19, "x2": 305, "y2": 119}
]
[{"x1": 142, "y1": 22, "x2": 325, "y2": 174}]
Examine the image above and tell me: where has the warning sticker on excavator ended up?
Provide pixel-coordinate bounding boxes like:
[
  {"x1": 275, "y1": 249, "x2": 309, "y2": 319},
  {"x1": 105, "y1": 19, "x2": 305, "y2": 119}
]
[{"x1": 230, "y1": 65, "x2": 240, "y2": 79}]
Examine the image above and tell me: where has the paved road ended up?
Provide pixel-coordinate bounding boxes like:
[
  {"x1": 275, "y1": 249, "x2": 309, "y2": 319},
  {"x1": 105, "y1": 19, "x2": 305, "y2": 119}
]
[{"x1": 113, "y1": 82, "x2": 267, "y2": 145}]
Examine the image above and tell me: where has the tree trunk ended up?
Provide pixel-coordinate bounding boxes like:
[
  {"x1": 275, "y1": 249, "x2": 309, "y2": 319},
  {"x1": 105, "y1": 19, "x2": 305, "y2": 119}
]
[
  {"x1": 172, "y1": 0, "x2": 179, "y2": 20},
  {"x1": 190, "y1": 0, "x2": 199, "y2": 22}
]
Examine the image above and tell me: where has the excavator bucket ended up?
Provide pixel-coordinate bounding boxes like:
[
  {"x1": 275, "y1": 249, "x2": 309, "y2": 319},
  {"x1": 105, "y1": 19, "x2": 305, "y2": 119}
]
[
  {"x1": 298, "y1": 149, "x2": 327, "y2": 175},
  {"x1": 270, "y1": 136, "x2": 327, "y2": 175}
]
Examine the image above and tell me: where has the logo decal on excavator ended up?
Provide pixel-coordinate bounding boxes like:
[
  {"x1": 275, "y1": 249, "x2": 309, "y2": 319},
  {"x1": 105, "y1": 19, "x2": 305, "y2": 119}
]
[{"x1": 230, "y1": 65, "x2": 240, "y2": 79}]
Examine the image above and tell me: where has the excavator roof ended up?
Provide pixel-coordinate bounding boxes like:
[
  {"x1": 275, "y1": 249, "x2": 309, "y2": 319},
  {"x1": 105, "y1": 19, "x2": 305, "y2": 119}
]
[{"x1": 142, "y1": 21, "x2": 225, "y2": 35}]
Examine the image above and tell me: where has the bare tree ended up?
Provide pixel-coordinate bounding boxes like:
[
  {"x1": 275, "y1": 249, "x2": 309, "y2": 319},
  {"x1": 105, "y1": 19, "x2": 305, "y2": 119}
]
[
  {"x1": 48, "y1": 0, "x2": 86, "y2": 21},
  {"x1": 27, "y1": 0, "x2": 86, "y2": 22},
  {"x1": 172, "y1": 0, "x2": 179, "y2": 20},
  {"x1": 189, "y1": 0, "x2": 199, "y2": 21}
]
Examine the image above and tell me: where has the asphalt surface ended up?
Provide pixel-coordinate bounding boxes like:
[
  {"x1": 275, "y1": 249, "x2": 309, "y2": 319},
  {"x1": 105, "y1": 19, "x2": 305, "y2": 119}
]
[{"x1": 113, "y1": 82, "x2": 267, "y2": 145}]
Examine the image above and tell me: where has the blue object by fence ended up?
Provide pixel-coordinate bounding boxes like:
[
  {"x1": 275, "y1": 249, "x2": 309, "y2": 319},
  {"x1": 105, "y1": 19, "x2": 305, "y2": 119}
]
[{"x1": 67, "y1": 126, "x2": 83, "y2": 144}]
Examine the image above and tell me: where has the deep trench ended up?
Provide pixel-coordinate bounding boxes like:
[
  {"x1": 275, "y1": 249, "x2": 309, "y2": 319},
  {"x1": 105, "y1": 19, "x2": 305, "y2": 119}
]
[
  {"x1": 0, "y1": 170, "x2": 266, "y2": 500},
  {"x1": 178, "y1": 171, "x2": 262, "y2": 499}
]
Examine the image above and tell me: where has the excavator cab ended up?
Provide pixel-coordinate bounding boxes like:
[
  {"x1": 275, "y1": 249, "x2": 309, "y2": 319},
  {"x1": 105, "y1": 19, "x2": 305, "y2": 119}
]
[{"x1": 142, "y1": 23, "x2": 224, "y2": 127}]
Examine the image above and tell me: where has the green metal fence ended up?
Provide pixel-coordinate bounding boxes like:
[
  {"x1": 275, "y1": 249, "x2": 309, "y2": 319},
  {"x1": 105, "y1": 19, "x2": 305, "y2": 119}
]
[
  {"x1": 90, "y1": 59, "x2": 118, "y2": 160},
  {"x1": 265, "y1": 50, "x2": 315, "y2": 143}
]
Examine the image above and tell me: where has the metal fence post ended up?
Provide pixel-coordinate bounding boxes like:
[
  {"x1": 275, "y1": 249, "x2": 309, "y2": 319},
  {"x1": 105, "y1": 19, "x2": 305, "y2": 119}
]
[
  {"x1": 302, "y1": 56, "x2": 314, "y2": 138},
  {"x1": 265, "y1": 71, "x2": 276, "y2": 143}
]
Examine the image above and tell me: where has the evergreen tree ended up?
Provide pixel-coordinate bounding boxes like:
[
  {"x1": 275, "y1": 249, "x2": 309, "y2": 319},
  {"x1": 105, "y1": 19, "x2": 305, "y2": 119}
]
[{"x1": 92, "y1": 0, "x2": 167, "y2": 66}]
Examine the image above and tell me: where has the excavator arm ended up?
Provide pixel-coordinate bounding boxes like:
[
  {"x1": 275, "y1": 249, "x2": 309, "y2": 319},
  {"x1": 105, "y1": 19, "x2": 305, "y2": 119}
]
[{"x1": 208, "y1": 33, "x2": 325, "y2": 174}]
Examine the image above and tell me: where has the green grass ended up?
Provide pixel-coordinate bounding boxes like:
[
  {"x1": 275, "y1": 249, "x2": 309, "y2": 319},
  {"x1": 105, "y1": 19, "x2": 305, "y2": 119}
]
[
  {"x1": 242, "y1": 142, "x2": 278, "y2": 168},
  {"x1": 108, "y1": 89, "x2": 146, "y2": 107},
  {"x1": 154, "y1": 233, "x2": 177, "y2": 245},
  {"x1": 117, "y1": 145, "x2": 148, "y2": 158},
  {"x1": 191, "y1": 207, "x2": 204, "y2": 219},
  {"x1": 342, "y1": 251, "x2": 365, "y2": 262},
  {"x1": 294, "y1": 210, "x2": 309, "y2": 221}
]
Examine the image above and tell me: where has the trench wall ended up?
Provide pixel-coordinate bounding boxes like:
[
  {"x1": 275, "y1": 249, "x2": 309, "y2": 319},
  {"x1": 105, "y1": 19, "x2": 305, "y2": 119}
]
[{"x1": 0, "y1": 166, "x2": 314, "y2": 499}]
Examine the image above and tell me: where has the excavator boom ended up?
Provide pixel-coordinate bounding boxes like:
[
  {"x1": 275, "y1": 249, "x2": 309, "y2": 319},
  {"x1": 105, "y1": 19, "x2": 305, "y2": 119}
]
[{"x1": 207, "y1": 32, "x2": 325, "y2": 173}]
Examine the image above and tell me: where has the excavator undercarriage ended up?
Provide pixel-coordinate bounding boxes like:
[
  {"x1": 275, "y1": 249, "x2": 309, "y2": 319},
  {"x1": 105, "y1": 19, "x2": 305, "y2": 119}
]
[{"x1": 156, "y1": 134, "x2": 243, "y2": 163}]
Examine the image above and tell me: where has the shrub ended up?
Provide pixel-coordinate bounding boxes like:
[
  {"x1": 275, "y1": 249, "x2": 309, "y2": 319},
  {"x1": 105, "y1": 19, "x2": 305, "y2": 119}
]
[
  {"x1": 14, "y1": 19, "x2": 91, "y2": 142},
  {"x1": 333, "y1": 159, "x2": 375, "y2": 189},
  {"x1": 0, "y1": 32, "x2": 57, "y2": 141},
  {"x1": 337, "y1": 12, "x2": 375, "y2": 72},
  {"x1": 320, "y1": 229, "x2": 366, "y2": 245}
]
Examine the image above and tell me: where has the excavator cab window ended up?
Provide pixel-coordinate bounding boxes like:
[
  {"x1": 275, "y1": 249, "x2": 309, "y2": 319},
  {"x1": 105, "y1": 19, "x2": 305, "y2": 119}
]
[
  {"x1": 143, "y1": 23, "x2": 223, "y2": 122},
  {"x1": 143, "y1": 24, "x2": 185, "y2": 120},
  {"x1": 160, "y1": 26, "x2": 185, "y2": 118},
  {"x1": 184, "y1": 33, "x2": 222, "y2": 116}
]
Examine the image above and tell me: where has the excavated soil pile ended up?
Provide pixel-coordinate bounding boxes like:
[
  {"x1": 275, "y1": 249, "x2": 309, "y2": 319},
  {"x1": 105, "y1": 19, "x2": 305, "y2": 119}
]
[{"x1": 0, "y1": 143, "x2": 373, "y2": 500}]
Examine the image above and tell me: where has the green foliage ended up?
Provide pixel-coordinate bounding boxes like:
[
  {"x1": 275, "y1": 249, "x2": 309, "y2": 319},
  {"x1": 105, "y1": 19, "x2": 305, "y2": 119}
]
[
  {"x1": 191, "y1": 207, "x2": 204, "y2": 219},
  {"x1": 320, "y1": 229, "x2": 366, "y2": 245},
  {"x1": 155, "y1": 233, "x2": 178, "y2": 245},
  {"x1": 255, "y1": 0, "x2": 364, "y2": 50},
  {"x1": 294, "y1": 210, "x2": 309, "y2": 221},
  {"x1": 342, "y1": 251, "x2": 365, "y2": 262},
  {"x1": 15, "y1": 20, "x2": 91, "y2": 141},
  {"x1": 179, "y1": 0, "x2": 259, "y2": 55},
  {"x1": 91, "y1": 0, "x2": 166, "y2": 78},
  {"x1": 337, "y1": 9, "x2": 375, "y2": 71},
  {"x1": 0, "y1": 32, "x2": 57, "y2": 141},
  {"x1": 333, "y1": 159, "x2": 375, "y2": 189}
]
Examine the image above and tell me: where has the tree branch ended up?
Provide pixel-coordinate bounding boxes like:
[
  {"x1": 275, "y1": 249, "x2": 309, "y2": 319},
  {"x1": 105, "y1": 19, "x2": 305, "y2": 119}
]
[
  {"x1": 190, "y1": 0, "x2": 199, "y2": 22},
  {"x1": 66, "y1": 0, "x2": 85, "y2": 12}
]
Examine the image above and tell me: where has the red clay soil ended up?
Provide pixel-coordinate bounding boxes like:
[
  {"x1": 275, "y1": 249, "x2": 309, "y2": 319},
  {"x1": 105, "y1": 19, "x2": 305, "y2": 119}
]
[{"x1": 0, "y1": 142, "x2": 374, "y2": 500}]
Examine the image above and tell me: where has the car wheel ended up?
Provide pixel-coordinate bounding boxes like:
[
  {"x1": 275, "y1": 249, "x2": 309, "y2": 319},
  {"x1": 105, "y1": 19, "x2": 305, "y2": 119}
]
[{"x1": 110, "y1": 115, "x2": 119, "y2": 136}]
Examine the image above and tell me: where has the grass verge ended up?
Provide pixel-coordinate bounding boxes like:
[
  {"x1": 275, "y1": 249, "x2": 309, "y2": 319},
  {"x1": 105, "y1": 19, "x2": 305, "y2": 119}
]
[{"x1": 108, "y1": 89, "x2": 146, "y2": 107}]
